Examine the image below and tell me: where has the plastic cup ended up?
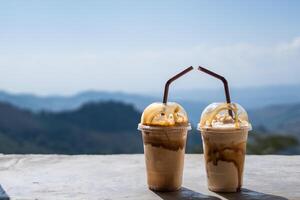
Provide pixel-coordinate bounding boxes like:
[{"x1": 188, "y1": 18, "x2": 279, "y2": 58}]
[
  {"x1": 197, "y1": 67, "x2": 251, "y2": 192},
  {"x1": 199, "y1": 126, "x2": 249, "y2": 192},
  {"x1": 138, "y1": 124, "x2": 191, "y2": 191}
]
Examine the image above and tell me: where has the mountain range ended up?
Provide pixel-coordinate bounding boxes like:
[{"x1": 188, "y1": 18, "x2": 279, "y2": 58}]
[
  {"x1": 1, "y1": 85, "x2": 300, "y2": 126},
  {"x1": 0, "y1": 85, "x2": 300, "y2": 141},
  {"x1": 0, "y1": 101, "x2": 143, "y2": 154},
  {"x1": 0, "y1": 100, "x2": 298, "y2": 155},
  {"x1": 249, "y1": 103, "x2": 300, "y2": 137},
  {"x1": 0, "y1": 100, "x2": 204, "y2": 154}
]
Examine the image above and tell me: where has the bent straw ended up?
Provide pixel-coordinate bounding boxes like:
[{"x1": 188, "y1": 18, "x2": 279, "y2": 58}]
[
  {"x1": 198, "y1": 66, "x2": 233, "y2": 117},
  {"x1": 163, "y1": 66, "x2": 194, "y2": 104}
]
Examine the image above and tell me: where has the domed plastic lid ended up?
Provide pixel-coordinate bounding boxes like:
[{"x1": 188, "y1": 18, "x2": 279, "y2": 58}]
[
  {"x1": 140, "y1": 102, "x2": 189, "y2": 127},
  {"x1": 198, "y1": 102, "x2": 252, "y2": 131}
]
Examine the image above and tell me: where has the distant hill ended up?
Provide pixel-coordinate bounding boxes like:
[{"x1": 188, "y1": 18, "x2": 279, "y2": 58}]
[
  {"x1": 1, "y1": 84, "x2": 300, "y2": 113},
  {"x1": 0, "y1": 101, "x2": 201, "y2": 154},
  {"x1": 249, "y1": 103, "x2": 300, "y2": 139},
  {"x1": 0, "y1": 90, "x2": 157, "y2": 112},
  {"x1": 1, "y1": 85, "x2": 300, "y2": 126},
  {"x1": 0, "y1": 101, "x2": 142, "y2": 154},
  {"x1": 174, "y1": 85, "x2": 300, "y2": 109},
  {"x1": 0, "y1": 101, "x2": 299, "y2": 154}
]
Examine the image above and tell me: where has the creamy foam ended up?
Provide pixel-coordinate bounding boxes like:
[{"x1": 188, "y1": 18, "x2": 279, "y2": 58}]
[
  {"x1": 199, "y1": 102, "x2": 251, "y2": 131},
  {"x1": 141, "y1": 102, "x2": 188, "y2": 126}
]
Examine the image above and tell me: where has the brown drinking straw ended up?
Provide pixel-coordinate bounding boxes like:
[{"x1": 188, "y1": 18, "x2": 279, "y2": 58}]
[
  {"x1": 163, "y1": 66, "x2": 194, "y2": 104},
  {"x1": 198, "y1": 66, "x2": 233, "y2": 117}
]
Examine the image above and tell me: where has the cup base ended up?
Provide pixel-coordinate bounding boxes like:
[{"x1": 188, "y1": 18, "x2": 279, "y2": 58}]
[
  {"x1": 149, "y1": 185, "x2": 181, "y2": 192},
  {"x1": 208, "y1": 186, "x2": 241, "y2": 193}
]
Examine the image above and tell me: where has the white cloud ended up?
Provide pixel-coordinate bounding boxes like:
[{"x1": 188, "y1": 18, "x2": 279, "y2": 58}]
[
  {"x1": 0, "y1": 37, "x2": 300, "y2": 95},
  {"x1": 277, "y1": 37, "x2": 300, "y2": 52}
]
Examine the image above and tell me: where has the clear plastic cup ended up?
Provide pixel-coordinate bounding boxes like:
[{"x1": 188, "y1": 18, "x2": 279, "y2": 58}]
[
  {"x1": 138, "y1": 124, "x2": 191, "y2": 191},
  {"x1": 198, "y1": 103, "x2": 251, "y2": 192}
]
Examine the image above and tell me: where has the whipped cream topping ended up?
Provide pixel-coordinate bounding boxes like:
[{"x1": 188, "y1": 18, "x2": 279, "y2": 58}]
[
  {"x1": 141, "y1": 102, "x2": 188, "y2": 126},
  {"x1": 199, "y1": 102, "x2": 251, "y2": 130}
]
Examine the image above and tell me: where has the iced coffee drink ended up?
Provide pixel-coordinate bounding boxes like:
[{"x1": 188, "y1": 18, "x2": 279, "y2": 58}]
[
  {"x1": 198, "y1": 103, "x2": 251, "y2": 192},
  {"x1": 138, "y1": 66, "x2": 193, "y2": 191},
  {"x1": 138, "y1": 102, "x2": 191, "y2": 191},
  {"x1": 197, "y1": 66, "x2": 252, "y2": 192}
]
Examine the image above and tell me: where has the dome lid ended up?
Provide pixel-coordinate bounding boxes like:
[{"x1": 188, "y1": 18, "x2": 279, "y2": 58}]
[
  {"x1": 140, "y1": 102, "x2": 189, "y2": 127},
  {"x1": 198, "y1": 102, "x2": 252, "y2": 131}
]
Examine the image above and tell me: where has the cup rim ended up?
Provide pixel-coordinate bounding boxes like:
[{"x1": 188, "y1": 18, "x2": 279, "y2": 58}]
[
  {"x1": 197, "y1": 123, "x2": 252, "y2": 132},
  {"x1": 138, "y1": 123, "x2": 192, "y2": 131}
]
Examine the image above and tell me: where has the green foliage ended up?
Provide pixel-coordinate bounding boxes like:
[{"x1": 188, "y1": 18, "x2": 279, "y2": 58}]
[
  {"x1": 0, "y1": 101, "x2": 143, "y2": 154},
  {"x1": 247, "y1": 132, "x2": 299, "y2": 155},
  {"x1": 186, "y1": 130, "x2": 300, "y2": 155},
  {"x1": 186, "y1": 128, "x2": 203, "y2": 153}
]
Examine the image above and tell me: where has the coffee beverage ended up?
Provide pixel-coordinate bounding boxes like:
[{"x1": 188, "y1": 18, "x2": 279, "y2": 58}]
[
  {"x1": 138, "y1": 102, "x2": 191, "y2": 191},
  {"x1": 198, "y1": 103, "x2": 251, "y2": 192}
]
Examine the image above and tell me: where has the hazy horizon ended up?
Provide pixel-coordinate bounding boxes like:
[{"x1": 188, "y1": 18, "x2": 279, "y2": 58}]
[{"x1": 1, "y1": 83, "x2": 300, "y2": 98}]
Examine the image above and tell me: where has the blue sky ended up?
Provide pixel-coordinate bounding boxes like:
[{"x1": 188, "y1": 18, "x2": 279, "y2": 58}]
[{"x1": 0, "y1": 0, "x2": 300, "y2": 95}]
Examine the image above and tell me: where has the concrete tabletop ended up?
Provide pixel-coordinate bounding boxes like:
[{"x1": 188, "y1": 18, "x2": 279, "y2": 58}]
[{"x1": 0, "y1": 154, "x2": 299, "y2": 200}]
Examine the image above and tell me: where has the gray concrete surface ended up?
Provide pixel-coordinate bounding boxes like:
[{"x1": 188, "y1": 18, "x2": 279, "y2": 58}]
[{"x1": 0, "y1": 154, "x2": 299, "y2": 200}]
